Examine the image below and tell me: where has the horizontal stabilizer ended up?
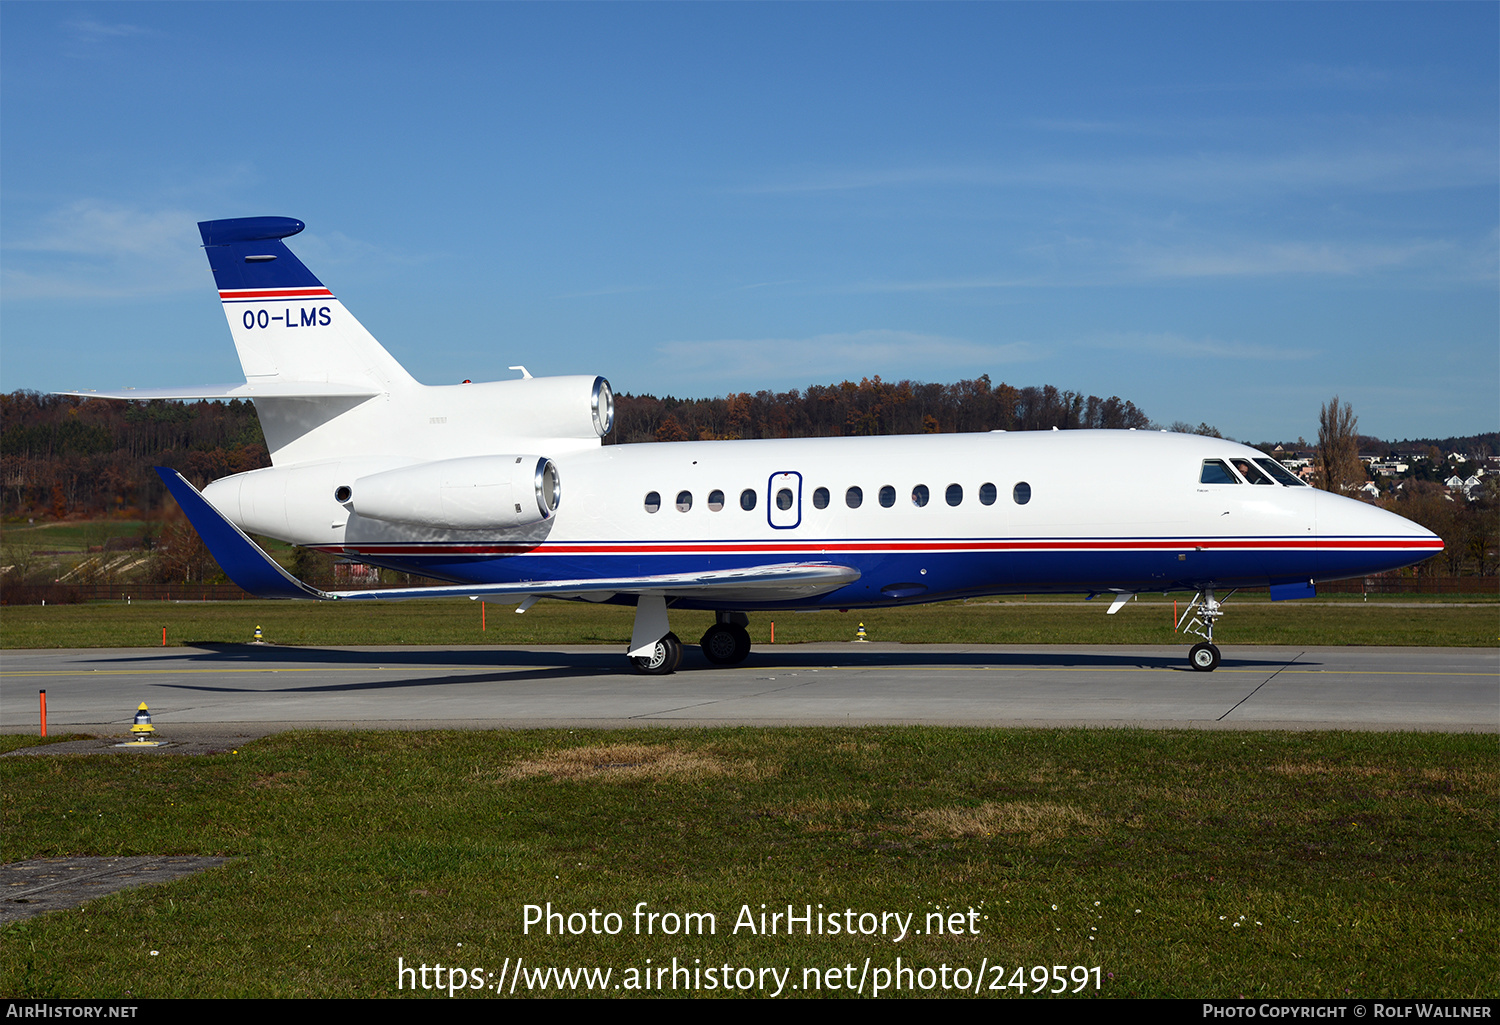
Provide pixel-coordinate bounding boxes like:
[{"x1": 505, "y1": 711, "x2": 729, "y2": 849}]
[
  {"x1": 157, "y1": 468, "x2": 860, "y2": 604},
  {"x1": 65, "y1": 382, "x2": 381, "y2": 402}
]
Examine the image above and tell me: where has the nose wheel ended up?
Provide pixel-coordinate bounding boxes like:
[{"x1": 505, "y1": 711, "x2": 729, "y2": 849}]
[{"x1": 1188, "y1": 642, "x2": 1221, "y2": 672}]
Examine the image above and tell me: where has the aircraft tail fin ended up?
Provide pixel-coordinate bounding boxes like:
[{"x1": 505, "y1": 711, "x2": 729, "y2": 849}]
[
  {"x1": 199, "y1": 216, "x2": 416, "y2": 396},
  {"x1": 197, "y1": 217, "x2": 419, "y2": 463}
]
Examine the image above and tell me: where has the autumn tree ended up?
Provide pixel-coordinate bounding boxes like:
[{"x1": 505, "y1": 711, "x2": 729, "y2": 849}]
[{"x1": 1317, "y1": 396, "x2": 1365, "y2": 494}]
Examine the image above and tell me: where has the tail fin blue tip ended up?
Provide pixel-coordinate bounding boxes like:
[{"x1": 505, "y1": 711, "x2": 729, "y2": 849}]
[
  {"x1": 198, "y1": 216, "x2": 323, "y2": 291},
  {"x1": 198, "y1": 217, "x2": 305, "y2": 246}
]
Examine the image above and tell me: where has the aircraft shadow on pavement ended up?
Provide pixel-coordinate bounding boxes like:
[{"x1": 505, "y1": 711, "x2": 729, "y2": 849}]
[{"x1": 91, "y1": 644, "x2": 1310, "y2": 694}]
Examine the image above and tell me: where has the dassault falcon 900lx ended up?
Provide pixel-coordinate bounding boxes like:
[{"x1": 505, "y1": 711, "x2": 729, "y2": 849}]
[{"x1": 69, "y1": 216, "x2": 1443, "y2": 674}]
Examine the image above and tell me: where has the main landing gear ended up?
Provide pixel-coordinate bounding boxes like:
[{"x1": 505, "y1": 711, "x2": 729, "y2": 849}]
[
  {"x1": 1176, "y1": 587, "x2": 1233, "y2": 672},
  {"x1": 630, "y1": 632, "x2": 684, "y2": 675},
  {"x1": 628, "y1": 600, "x2": 752, "y2": 675},
  {"x1": 700, "y1": 612, "x2": 752, "y2": 665}
]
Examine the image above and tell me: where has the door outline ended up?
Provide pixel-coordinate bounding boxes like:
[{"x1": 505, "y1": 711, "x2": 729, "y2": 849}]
[{"x1": 767, "y1": 471, "x2": 802, "y2": 529}]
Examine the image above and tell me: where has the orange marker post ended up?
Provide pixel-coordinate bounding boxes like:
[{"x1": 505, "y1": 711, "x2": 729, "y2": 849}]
[
  {"x1": 162, "y1": 627, "x2": 167, "y2": 646},
  {"x1": 481, "y1": 601, "x2": 486, "y2": 631},
  {"x1": 769, "y1": 621, "x2": 775, "y2": 644},
  {"x1": 39, "y1": 690, "x2": 47, "y2": 737}
]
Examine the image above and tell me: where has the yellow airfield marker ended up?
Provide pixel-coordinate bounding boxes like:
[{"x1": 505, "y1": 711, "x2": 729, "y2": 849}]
[{"x1": 116, "y1": 702, "x2": 168, "y2": 748}]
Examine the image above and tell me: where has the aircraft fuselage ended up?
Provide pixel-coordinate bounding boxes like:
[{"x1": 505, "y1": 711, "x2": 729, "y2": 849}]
[{"x1": 201, "y1": 428, "x2": 1435, "y2": 611}]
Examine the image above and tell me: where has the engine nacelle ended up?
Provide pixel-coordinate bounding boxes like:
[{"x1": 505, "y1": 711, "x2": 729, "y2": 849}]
[{"x1": 350, "y1": 455, "x2": 560, "y2": 530}]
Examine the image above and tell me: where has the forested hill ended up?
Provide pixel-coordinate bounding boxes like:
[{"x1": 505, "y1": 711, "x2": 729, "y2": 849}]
[
  {"x1": 608, "y1": 376, "x2": 1151, "y2": 444},
  {"x1": 2, "y1": 391, "x2": 268, "y2": 520},
  {"x1": 1, "y1": 377, "x2": 1149, "y2": 519}
]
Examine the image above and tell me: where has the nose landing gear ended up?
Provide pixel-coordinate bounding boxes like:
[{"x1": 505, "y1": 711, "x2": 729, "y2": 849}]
[{"x1": 1177, "y1": 587, "x2": 1233, "y2": 672}]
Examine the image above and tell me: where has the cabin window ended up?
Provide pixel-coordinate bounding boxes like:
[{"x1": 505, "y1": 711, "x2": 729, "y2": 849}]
[
  {"x1": 812, "y1": 487, "x2": 830, "y2": 509},
  {"x1": 1013, "y1": 482, "x2": 1031, "y2": 505},
  {"x1": 776, "y1": 488, "x2": 794, "y2": 511},
  {"x1": 979, "y1": 482, "x2": 996, "y2": 505},
  {"x1": 644, "y1": 491, "x2": 662, "y2": 513},
  {"x1": 846, "y1": 486, "x2": 863, "y2": 509},
  {"x1": 740, "y1": 488, "x2": 757, "y2": 511},
  {"x1": 945, "y1": 483, "x2": 962, "y2": 507},
  {"x1": 676, "y1": 490, "x2": 693, "y2": 512},
  {"x1": 912, "y1": 484, "x2": 930, "y2": 507},
  {"x1": 708, "y1": 489, "x2": 725, "y2": 511},
  {"x1": 879, "y1": 485, "x2": 896, "y2": 508},
  {"x1": 1199, "y1": 460, "x2": 1239, "y2": 485},
  {"x1": 334, "y1": 485, "x2": 352, "y2": 503}
]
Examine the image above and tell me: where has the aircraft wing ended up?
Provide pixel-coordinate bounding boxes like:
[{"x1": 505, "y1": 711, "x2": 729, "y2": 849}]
[
  {"x1": 156, "y1": 468, "x2": 859, "y2": 603},
  {"x1": 329, "y1": 562, "x2": 860, "y2": 603},
  {"x1": 157, "y1": 468, "x2": 329, "y2": 599}
]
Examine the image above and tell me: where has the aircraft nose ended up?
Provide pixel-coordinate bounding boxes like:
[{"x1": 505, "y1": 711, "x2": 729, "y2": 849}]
[{"x1": 1314, "y1": 489, "x2": 1443, "y2": 577}]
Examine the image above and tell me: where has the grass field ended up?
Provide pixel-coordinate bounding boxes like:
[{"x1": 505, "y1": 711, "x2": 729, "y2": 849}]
[
  {"x1": 2, "y1": 594, "x2": 1495, "y2": 649},
  {"x1": 0, "y1": 727, "x2": 1493, "y2": 999},
  {"x1": 1, "y1": 519, "x2": 154, "y2": 552}
]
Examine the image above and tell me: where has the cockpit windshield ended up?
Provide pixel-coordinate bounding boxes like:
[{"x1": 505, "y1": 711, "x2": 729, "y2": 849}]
[
  {"x1": 1200, "y1": 459, "x2": 1240, "y2": 484},
  {"x1": 1201, "y1": 456, "x2": 1308, "y2": 486},
  {"x1": 1254, "y1": 457, "x2": 1307, "y2": 486},
  {"x1": 1233, "y1": 458, "x2": 1274, "y2": 484}
]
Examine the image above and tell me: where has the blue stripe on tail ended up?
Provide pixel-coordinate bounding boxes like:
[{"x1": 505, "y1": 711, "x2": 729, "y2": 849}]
[{"x1": 198, "y1": 216, "x2": 325, "y2": 292}]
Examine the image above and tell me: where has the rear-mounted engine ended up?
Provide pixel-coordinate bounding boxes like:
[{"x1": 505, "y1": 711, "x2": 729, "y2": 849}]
[{"x1": 350, "y1": 455, "x2": 560, "y2": 529}]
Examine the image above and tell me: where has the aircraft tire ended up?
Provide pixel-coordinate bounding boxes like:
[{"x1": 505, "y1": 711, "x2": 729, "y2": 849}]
[
  {"x1": 700, "y1": 624, "x2": 752, "y2": 665},
  {"x1": 631, "y1": 632, "x2": 683, "y2": 675},
  {"x1": 1188, "y1": 642, "x2": 1221, "y2": 672}
]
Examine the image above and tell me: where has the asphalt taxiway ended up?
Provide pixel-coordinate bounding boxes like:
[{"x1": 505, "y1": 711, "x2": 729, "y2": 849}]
[{"x1": 1, "y1": 643, "x2": 1494, "y2": 742}]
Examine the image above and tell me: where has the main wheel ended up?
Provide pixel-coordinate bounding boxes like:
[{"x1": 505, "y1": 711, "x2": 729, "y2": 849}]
[
  {"x1": 1188, "y1": 642, "x2": 1221, "y2": 672},
  {"x1": 700, "y1": 624, "x2": 752, "y2": 665},
  {"x1": 631, "y1": 632, "x2": 684, "y2": 675}
]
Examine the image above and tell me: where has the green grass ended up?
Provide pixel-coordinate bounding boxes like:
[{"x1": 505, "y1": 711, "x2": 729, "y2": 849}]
[
  {"x1": 1, "y1": 519, "x2": 153, "y2": 553},
  {"x1": 1, "y1": 728, "x2": 1493, "y2": 998},
  {"x1": 2, "y1": 596, "x2": 1496, "y2": 649}
]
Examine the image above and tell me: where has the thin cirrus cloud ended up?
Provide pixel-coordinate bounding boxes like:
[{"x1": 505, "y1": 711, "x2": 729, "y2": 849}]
[
  {"x1": 61, "y1": 18, "x2": 159, "y2": 58},
  {"x1": 737, "y1": 131, "x2": 1492, "y2": 201},
  {"x1": 1122, "y1": 239, "x2": 1453, "y2": 279},
  {"x1": 845, "y1": 275, "x2": 1054, "y2": 294},
  {"x1": 849, "y1": 236, "x2": 1458, "y2": 292},
  {"x1": 1, "y1": 202, "x2": 203, "y2": 299},
  {"x1": 0, "y1": 201, "x2": 414, "y2": 300},
  {"x1": 64, "y1": 18, "x2": 154, "y2": 40},
  {"x1": 653, "y1": 330, "x2": 1041, "y2": 387},
  {"x1": 1085, "y1": 331, "x2": 1315, "y2": 362}
]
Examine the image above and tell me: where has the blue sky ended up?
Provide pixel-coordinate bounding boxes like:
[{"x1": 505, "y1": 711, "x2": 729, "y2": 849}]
[{"x1": 2, "y1": 2, "x2": 1495, "y2": 443}]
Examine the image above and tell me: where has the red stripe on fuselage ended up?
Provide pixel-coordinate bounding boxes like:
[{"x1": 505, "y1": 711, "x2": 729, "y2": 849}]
[{"x1": 312, "y1": 537, "x2": 1443, "y2": 558}]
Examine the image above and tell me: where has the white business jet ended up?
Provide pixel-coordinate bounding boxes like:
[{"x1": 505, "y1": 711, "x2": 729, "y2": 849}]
[{"x1": 68, "y1": 217, "x2": 1442, "y2": 674}]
